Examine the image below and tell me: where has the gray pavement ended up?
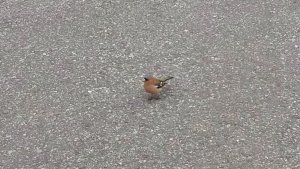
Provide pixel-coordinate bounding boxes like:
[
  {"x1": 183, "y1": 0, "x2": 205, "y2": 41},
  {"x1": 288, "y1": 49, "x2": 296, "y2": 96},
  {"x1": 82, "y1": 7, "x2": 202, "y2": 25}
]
[{"x1": 1, "y1": 0, "x2": 299, "y2": 168}]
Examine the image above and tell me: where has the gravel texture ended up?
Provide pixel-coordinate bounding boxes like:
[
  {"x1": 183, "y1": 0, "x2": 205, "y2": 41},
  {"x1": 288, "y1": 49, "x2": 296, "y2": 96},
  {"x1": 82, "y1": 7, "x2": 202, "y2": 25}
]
[{"x1": 1, "y1": 0, "x2": 299, "y2": 168}]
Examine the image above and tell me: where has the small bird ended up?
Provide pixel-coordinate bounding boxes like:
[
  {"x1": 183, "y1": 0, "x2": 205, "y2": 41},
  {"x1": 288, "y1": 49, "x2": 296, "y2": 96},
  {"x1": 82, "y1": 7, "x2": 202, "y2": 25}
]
[{"x1": 143, "y1": 76, "x2": 174, "y2": 99}]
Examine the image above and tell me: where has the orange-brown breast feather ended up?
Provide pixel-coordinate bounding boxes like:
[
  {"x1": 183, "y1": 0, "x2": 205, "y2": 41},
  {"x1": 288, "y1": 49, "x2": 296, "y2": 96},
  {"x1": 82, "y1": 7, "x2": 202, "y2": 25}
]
[{"x1": 144, "y1": 77, "x2": 161, "y2": 94}]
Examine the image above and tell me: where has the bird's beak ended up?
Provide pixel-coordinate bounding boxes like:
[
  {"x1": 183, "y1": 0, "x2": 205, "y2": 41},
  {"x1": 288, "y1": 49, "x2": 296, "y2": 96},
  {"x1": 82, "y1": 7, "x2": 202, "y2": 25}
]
[{"x1": 144, "y1": 78, "x2": 149, "y2": 81}]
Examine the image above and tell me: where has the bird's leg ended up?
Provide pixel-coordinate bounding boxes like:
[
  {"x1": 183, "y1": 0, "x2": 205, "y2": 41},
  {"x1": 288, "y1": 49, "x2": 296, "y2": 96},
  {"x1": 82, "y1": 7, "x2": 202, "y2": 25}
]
[
  {"x1": 148, "y1": 94, "x2": 160, "y2": 100},
  {"x1": 153, "y1": 94, "x2": 160, "y2": 100},
  {"x1": 148, "y1": 95, "x2": 154, "y2": 100}
]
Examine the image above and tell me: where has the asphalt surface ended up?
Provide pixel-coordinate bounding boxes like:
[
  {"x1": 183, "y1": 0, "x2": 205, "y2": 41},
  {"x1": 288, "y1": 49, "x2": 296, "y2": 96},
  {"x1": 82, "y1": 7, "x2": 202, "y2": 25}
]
[{"x1": 1, "y1": 0, "x2": 299, "y2": 168}]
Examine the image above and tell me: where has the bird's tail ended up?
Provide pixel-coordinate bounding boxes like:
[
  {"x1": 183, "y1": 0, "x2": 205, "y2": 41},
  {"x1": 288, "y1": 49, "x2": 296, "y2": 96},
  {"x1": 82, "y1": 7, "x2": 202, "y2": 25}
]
[{"x1": 161, "y1": 76, "x2": 174, "y2": 82}]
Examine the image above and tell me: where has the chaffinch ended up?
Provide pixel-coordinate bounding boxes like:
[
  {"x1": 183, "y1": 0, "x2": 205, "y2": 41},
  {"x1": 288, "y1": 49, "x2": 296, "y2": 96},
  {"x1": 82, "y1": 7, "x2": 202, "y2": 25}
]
[{"x1": 143, "y1": 76, "x2": 174, "y2": 99}]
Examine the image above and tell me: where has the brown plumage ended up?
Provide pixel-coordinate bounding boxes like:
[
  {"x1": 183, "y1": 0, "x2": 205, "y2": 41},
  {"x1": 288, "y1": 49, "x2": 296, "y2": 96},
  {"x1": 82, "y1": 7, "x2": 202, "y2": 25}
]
[{"x1": 143, "y1": 76, "x2": 173, "y2": 98}]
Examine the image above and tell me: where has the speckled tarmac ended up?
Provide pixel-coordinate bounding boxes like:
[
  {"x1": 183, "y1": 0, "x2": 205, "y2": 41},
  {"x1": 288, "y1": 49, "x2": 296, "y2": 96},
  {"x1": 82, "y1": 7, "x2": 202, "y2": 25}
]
[{"x1": 1, "y1": 0, "x2": 299, "y2": 168}]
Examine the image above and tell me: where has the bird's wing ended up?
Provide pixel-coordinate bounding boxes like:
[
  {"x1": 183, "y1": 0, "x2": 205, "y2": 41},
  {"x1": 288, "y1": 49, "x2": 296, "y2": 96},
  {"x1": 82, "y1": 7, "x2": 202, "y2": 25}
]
[{"x1": 156, "y1": 81, "x2": 166, "y2": 88}]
